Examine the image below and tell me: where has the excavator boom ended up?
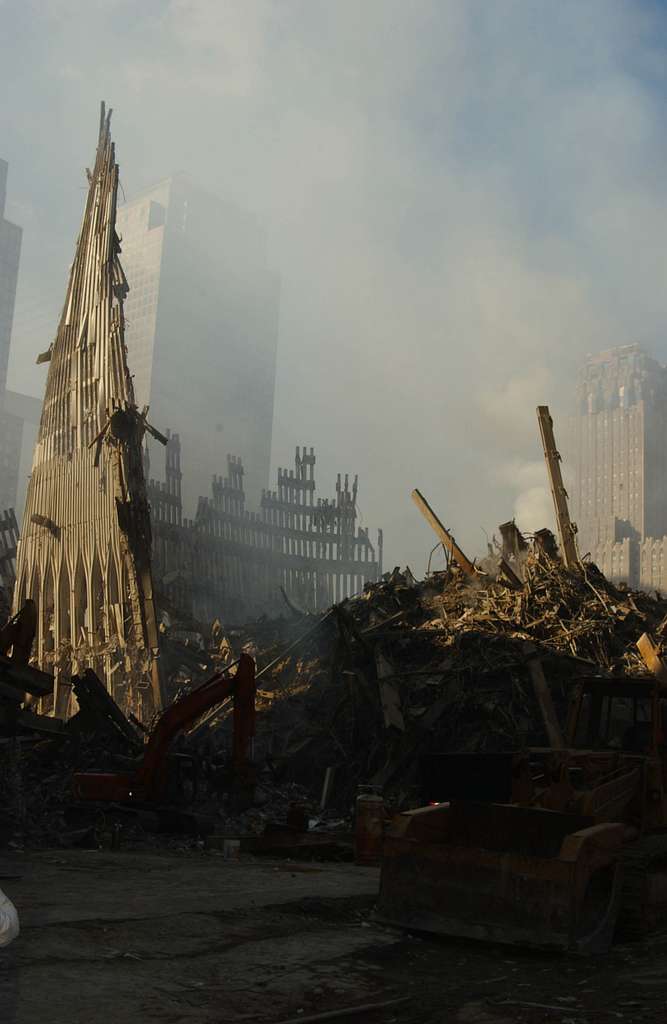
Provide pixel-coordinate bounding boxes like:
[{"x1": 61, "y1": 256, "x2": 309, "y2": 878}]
[{"x1": 72, "y1": 653, "x2": 256, "y2": 803}]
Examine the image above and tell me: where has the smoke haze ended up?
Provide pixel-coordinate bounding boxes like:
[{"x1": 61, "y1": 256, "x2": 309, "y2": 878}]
[{"x1": 3, "y1": 0, "x2": 667, "y2": 571}]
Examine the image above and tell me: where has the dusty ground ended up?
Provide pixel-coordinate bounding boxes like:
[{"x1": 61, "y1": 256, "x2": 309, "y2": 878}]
[{"x1": 0, "y1": 847, "x2": 666, "y2": 1024}]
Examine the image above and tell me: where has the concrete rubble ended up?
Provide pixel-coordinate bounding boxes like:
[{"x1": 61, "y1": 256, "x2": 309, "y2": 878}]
[{"x1": 3, "y1": 524, "x2": 667, "y2": 852}]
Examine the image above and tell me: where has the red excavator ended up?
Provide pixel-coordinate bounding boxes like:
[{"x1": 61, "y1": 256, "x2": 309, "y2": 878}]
[
  {"x1": 378, "y1": 670, "x2": 667, "y2": 953},
  {"x1": 72, "y1": 653, "x2": 256, "y2": 805}
]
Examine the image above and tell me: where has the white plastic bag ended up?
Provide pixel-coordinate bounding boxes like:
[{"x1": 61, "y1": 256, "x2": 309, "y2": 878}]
[{"x1": 0, "y1": 887, "x2": 19, "y2": 947}]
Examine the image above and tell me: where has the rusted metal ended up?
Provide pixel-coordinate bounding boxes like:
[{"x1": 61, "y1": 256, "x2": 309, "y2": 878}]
[
  {"x1": 378, "y1": 672, "x2": 667, "y2": 952},
  {"x1": 378, "y1": 802, "x2": 624, "y2": 953},
  {"x1": 411, "y1": 489, "x2": 477, "y2": 577},
  {"x1": 72, "y1": 653, "x2": 256, "y2": 804}
]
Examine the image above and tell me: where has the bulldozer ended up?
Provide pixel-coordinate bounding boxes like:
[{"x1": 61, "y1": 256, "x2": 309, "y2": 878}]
[{"x1": 377, "y1": 672, "x2": 667, "y2": 953}]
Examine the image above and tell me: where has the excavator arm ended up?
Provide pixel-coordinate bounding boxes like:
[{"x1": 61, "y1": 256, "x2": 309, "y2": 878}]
[{"x1": 72, "y1": 653, "x2": 256, "y2": 803}]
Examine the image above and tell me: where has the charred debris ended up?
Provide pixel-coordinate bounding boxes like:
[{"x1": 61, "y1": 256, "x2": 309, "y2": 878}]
[{"x1": 2, "y1": 404, "x2": 667, "y2": 854}]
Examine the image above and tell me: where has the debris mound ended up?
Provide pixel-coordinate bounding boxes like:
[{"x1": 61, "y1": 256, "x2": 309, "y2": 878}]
[
  {"x1": 4, "y1": 545, "x2": 667, "y2": 848},
  {"x1": 207, "y1": 551, "x2": 667, "y2": 810}
]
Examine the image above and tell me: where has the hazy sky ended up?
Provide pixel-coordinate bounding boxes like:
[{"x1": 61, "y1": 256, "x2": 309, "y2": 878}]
[{"x1": 3, "y1": 0, "x2": 667, "y2": 573}]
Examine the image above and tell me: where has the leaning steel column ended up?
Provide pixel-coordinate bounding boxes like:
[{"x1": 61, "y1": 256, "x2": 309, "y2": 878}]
[{"x1": 537, "y1": 405, "x2": 580, "y2": 569}]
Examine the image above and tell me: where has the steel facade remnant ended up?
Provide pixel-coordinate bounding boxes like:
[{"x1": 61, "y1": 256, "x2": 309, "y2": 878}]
[
  {"x1": 12, "y1": 104, "x2": 162, "y2": 721},
  {"x1": 148, "y1": 440, "x2": 382, "y2": 620},
  {"x1": 537, "y1": 405, "x2": 580, "y2": 569},
  {"x1": 0, "y1": 509, "x2": 19, "y2": 589}
]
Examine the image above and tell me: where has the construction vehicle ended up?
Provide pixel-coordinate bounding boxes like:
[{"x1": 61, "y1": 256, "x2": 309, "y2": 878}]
[
  {"x1": 378, "y1": 671, "x2": 667, "y2": 953},
  {"x1": 72, "y1": 653, "x2": 256, "y2": 805}
]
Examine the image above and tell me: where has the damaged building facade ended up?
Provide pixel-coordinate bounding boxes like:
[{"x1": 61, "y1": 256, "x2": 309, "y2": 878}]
[
  {"x1": 574, "y1": 344, "x2": 667, "y2": 591},
  {"x1": 12, "y1": 106, "x2": 163, "y2": 720},
  {"x1": 10, "y1": 109, "x2": 381, "y2": 678},
  {"x1": 147, "y1": 435, "x2": 382, "y2": 622}
]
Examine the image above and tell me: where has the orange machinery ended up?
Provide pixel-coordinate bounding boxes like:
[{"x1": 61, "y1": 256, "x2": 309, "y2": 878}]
[
  {"x1": 378, "y1": 673, "x2": 667, "y2": 953},
  {"x1": 72, "y1": 653, "x2": 256, "y2": 804}
]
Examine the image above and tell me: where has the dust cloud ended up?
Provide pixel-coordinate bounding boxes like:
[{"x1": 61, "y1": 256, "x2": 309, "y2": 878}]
[{"x1": 3, "y1": 1, "x2": 667, "y2": 570}]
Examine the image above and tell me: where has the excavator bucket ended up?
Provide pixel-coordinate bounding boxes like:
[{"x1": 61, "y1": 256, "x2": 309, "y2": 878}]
[{"x1": 377, "y1": 801, "x2": 626, "y2": 954}]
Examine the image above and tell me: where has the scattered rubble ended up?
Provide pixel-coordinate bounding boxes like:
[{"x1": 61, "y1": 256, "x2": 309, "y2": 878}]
[
  {"x1": 5, "y1": 529, "x2": 667, "y2": 853},
  {"x1": 4, "y1": 531, "x2": 667, "y2": 853},
  {"x1": 221, "y1": 548, "x2": 667, "y2": 811}
]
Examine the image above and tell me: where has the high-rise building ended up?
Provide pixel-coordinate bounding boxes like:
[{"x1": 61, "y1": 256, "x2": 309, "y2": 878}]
[
  {"x1": 0, "y1": 159, "x2": 24, "y2": 511},
  {"x1": 116, "y1": 176, "x2": 279, "y2": 512},
  {"x1": 573, "y1": 344, "x2": 667, "y2": 586},
  {"x1": 0, "y1": 160, "x2": 21, "y2": 395},
  {"x1": 2, "y1": 390, "x2": 41, "y2": 516}
]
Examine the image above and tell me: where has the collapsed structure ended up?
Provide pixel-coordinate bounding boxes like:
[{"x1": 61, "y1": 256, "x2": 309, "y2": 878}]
[
  {"x1": 4, "y1": 398, "x2": 667, "y2": 960},
  {"x1": 6, "y1": 103, "x2": 381, "y2": 725},
  {"x1": 147, "y1": 436, "x2": 382, "y2": 622},
  {"x1": 12, "y1": 105, "x2": 162, "y2": 720}
]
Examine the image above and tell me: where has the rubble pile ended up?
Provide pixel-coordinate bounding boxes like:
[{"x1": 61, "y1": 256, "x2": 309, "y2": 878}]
[
  {"x1": 201, "y1": 550, "x2": 667, "y2": 810},
  {"x1": 0, "y1": 733, "x2": 121, "y2": 849},
  {"x1": 0, "y1": 731, "x2": 315, "y2": 852},
  {"x1": 157, "y1": 603, "x2": 296, "y2": 704},
  {"x1": 4, "y1": 542, "x2": 667, "y2": 850}
]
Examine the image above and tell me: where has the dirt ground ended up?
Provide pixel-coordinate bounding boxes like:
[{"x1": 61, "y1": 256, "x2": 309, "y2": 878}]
[{"x1": 0, "y1": 847, "x2": 666, "y2": 1024}]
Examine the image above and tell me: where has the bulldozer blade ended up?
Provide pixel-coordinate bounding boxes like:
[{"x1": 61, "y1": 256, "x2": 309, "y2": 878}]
[{"x1": 377, "y1": 801, "x2": 626, "y2": 954}]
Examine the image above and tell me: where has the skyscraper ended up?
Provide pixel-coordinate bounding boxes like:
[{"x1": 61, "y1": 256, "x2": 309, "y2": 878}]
[
  {"x1": 573, "y1": 344, "x2": 667, "y2": 586},
  {"x1": 0, "y1": 160, "x2": 21, "y2": 396},
  {"x1": 116, "y1": 176, "x2": 279, "y2": 512},
  {"x1": 0, "y1": 159, "x2": 24, "y2": 511}
]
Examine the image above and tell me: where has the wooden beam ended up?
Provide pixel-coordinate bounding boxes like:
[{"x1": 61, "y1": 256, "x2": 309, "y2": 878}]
[
  {"x1": 536, "y1": 406, "x2": 579, "y2": 569},
  {"x1": 411, "y1": 489, "x2": 476, "y2": 577}
]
